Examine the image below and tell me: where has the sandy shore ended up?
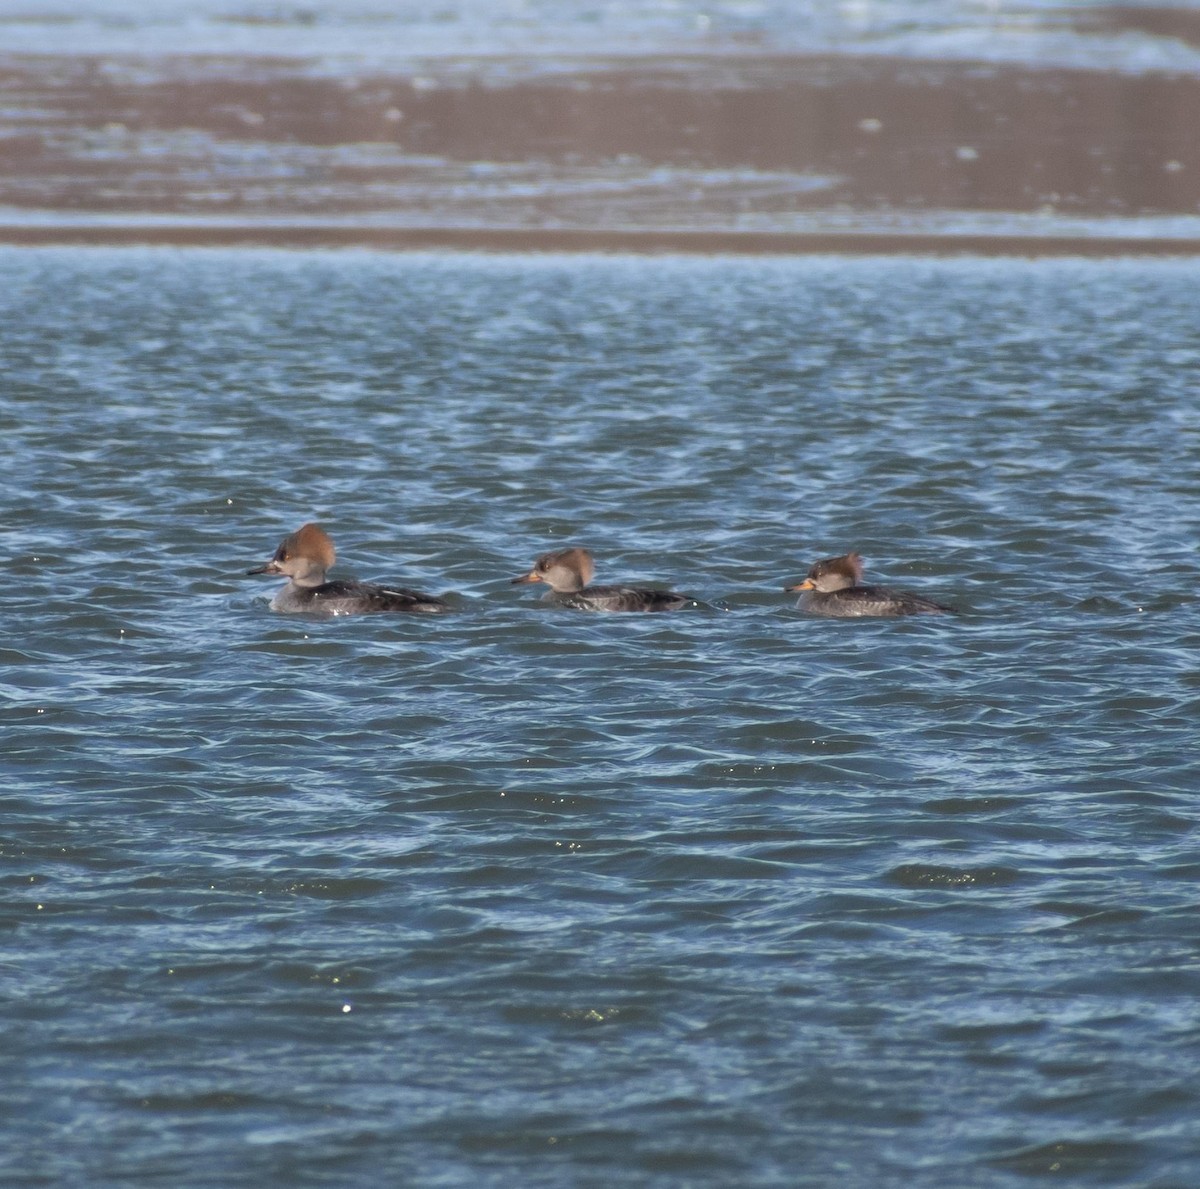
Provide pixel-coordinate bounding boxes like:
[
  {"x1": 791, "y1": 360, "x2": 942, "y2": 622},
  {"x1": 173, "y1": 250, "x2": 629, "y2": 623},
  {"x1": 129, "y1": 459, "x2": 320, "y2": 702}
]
[{"x1": 2, "y1": 51, "x2": 1200, "y2": 252}]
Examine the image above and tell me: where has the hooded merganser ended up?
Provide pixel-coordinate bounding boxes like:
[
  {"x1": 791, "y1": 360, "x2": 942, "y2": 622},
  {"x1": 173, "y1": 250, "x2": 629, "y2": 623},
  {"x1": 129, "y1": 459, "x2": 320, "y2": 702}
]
[
  {"x1": 248, "y1": 523, "x2": 449, "y2": 615},
  {"x1": 785, "y1": 552, "x2": 955, "y2": 617},
  {"x1": 511, "y1": 547, "x2": 691, "y2": 613}
]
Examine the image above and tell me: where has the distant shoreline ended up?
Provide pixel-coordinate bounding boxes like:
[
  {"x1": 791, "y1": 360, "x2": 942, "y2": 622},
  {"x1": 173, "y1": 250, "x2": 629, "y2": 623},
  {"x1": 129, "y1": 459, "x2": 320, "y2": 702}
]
[
  {"x1": 2, "y1": 224, "x2": 1199, "y2": 256},
  {"x1": 5, "y1": 48, "x2": 1200, "y2": 248}
]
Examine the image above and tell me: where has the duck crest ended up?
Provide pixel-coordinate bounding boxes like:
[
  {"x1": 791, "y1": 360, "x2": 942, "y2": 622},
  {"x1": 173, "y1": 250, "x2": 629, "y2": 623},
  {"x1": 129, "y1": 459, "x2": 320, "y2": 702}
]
[
  {"x1": 836, "y1": 551, "x2": 865, "y2": 585},
  {"x1": 545, "y1": 547, "x2": 594, "y2": 589},
  {"x1": 286, "y1": 523, "x2": 336, "y2": 571}
]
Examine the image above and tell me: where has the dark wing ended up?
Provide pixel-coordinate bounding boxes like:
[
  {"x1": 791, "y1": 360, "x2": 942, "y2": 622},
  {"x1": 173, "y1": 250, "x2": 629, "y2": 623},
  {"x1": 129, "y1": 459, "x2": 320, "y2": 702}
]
[
  {"x1": 374, "y1": 585, "x2": 451, "y2": 614},
  {"x1": 843, "y1": 584, "x2": 955, "y2": 616},
  {"x1": 312, "y1": 579, "x2": 450, "y2": 614},
  {"x1": 572, "y1": 584, "x2": 692, "y2": 613}
]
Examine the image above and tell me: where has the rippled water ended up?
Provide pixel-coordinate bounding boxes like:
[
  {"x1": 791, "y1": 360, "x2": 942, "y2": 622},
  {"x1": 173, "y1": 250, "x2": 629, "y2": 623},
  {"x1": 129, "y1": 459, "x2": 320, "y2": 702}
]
[
  {"x1": 6, "y1": 0, "x2": 1200, "y2": 73},
  {"x1": 3, "y1": 248, "x2": 1199, "y2": 1186}
]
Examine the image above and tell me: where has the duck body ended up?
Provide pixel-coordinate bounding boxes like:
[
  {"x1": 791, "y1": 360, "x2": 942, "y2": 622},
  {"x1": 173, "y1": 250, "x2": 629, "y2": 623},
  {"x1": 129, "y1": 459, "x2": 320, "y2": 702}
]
[
  {"x1": 512, "y1": 547, "x2": 691, "y2": 613},
  {"x1": 269, "y1": 577, "x2": 449, "y2": 616},
  {"x1": 787, "y1": 552, "x2": 955, "y2": 618},
  {"x1": 794, "y1": 584, "x2": 953, "y2": 618},
  {"x1": 249, "y1": 523, "x2": 449, "y2": 616},
  {"x1": 544, "y1": 584, "x2": 691, "y2": 614}
]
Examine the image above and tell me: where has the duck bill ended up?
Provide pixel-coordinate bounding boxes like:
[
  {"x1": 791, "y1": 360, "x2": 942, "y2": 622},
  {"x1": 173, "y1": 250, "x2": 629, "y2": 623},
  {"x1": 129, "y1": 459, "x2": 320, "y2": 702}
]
[
  {"x1": 247, "y1": 561, "x2": 284, "y2": 576},
  {"x1": 510, "y1": 571, "x2": 542, "y2": 585},
  {"x1": 785, "y1": 579, "x2": 816, "y2": 592}
]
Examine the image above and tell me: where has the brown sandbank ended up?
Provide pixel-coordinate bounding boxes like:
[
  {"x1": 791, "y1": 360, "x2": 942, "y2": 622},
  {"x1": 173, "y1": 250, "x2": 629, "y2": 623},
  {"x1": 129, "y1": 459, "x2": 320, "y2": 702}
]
[{"x1": 2, "y1": 52, "x2": 1199, "y2": 252}]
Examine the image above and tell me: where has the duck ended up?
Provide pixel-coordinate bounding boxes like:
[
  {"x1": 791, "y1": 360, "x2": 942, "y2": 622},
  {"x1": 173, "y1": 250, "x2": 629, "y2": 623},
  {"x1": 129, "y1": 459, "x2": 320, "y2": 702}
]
[
  {"x1": 248, "y1": 523, "x2": 449, "y2": 615},
  {"x1": 511, "y1": 547, "x2": 692, "y2": 613},
  {"x1": 785, "y1": 552, "x2": 955, "y2": 617}
]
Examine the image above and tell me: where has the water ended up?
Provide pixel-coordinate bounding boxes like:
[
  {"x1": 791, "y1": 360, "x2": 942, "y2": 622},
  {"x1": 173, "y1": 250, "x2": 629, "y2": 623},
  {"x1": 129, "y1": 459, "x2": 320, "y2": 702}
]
[
  {"x1": 4, "y1": 0, "x2": 1200, "y2": 73},
  {"x1": 2, "y1": 248, "x2": 1199, "y2": 1187}
]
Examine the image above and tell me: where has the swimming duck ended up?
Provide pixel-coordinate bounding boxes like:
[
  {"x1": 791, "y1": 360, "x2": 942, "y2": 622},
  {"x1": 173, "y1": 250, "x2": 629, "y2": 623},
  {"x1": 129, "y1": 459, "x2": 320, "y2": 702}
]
[
  {"x1": 785, "y1": 552, "x2": 955, "y2": 617},
  {"x1": 248, "y1": 523, "x2": 449, "y2": 615},
  {"x1": 511, "y1": 547, "x2": 691, "y2": 613}
]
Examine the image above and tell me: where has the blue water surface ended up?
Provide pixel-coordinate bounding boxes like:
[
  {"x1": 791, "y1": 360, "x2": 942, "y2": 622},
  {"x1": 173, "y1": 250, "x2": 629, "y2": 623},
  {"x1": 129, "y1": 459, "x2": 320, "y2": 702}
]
[{"x1": 1, "y1": 248, "x2": 1198, "y2": 1187}]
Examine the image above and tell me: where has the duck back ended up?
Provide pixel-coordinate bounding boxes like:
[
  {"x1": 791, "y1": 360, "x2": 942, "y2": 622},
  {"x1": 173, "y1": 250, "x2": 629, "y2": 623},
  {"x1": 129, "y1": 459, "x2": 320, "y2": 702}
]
[{"x1": 550, "y1": 585, "x2": 691, "y2": 613}]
